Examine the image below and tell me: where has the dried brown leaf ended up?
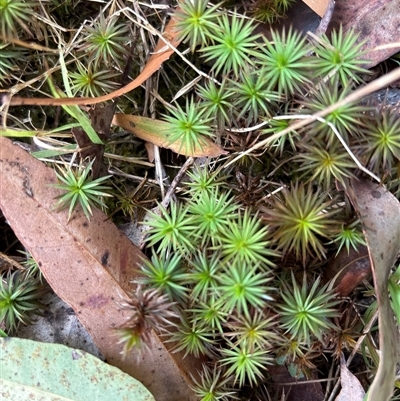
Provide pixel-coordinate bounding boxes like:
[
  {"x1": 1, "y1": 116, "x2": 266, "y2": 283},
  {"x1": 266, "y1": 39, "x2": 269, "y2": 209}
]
[{"x1": 0, "y1": 137, "x2": 200, "y2": 401}]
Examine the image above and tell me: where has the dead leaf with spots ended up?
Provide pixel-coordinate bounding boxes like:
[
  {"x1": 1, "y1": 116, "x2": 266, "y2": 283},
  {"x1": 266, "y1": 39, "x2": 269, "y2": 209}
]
[
  {"x1": 345, "y1": 177, "x2": 400, "y2": 401},
  {"x1": 0, "y1": 137, "x2": 201, "y2": 401}
]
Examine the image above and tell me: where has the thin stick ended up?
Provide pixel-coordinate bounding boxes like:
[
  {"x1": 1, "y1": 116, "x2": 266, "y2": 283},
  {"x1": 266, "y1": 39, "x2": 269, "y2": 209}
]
[
  {"x1": 161, "y1": 157, "x2": 194, "y2": 208},
  {"x1": 0, "y1": 251, "x2": 25, "y2": 271}
]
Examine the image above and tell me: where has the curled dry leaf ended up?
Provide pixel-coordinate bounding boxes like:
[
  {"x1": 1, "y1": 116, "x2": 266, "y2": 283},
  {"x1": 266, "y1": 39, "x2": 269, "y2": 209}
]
[
  {"x1": 112, "y1": 114, "x2": 227, "y2": 157},
  {"x1": 0, "y1": 137, "x2": 200, "y2": 401},
  {"x1": 345, "y1": 177, "x2": 400, "y2": 401},
  {"x1": 7, "y1": 15, "x2": 182, "y2": 107},
  {"x1": 324, "y1": 246, "x2": 371, "y2": 297}
]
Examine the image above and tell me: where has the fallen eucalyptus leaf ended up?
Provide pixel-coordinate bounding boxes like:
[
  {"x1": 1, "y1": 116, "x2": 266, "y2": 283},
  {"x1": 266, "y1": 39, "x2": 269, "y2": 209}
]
[
  {"x1": 0, "y1": 337, "x2": 155, "y2": 401},
  {"x1": 0, "y1": 137, "x2": 200, "y2": 401},
  {"x1": 335, "y1": 353, "x2": 365, "y2": 401},
  {"x1": 345, "y1": 178, "x2": 400, "y2": 401},
  {"x1": 112, "y1": 113, "x2": 227, "y2": 157}
]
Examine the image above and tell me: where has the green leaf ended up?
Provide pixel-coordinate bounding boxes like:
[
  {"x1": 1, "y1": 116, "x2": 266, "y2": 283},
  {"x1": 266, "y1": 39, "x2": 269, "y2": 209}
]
[
  {"x1": 46, "y1": 55, "x2": 103, "y2": 145},
  {"x1": 0, "y1": 128, "x2": 38, "y2": 137},
  {"x1": 31, "y1": 144, "x2": 79, "y2": 159},
  {"x1": 0, "y1": 337, "x2": 155, "y2": 401},
  {"x1": 0, "y1": 124, "x2": 82, "y2": 139},
  {"x1": 163, "y1": 98, "x2": 215, "y2": 156},
  {"x1": 389, "y1": 265, "x2": 400, "y2": 324}
]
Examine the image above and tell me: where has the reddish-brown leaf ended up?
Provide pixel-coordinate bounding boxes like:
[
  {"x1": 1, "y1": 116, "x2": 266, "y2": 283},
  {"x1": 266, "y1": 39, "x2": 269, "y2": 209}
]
[
  {"x1": 324, "y1": 246, "x2": 371, "y2": 297},
  {"x1": 7, "y1": 15, "x2": 182, "y2": 107}
]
